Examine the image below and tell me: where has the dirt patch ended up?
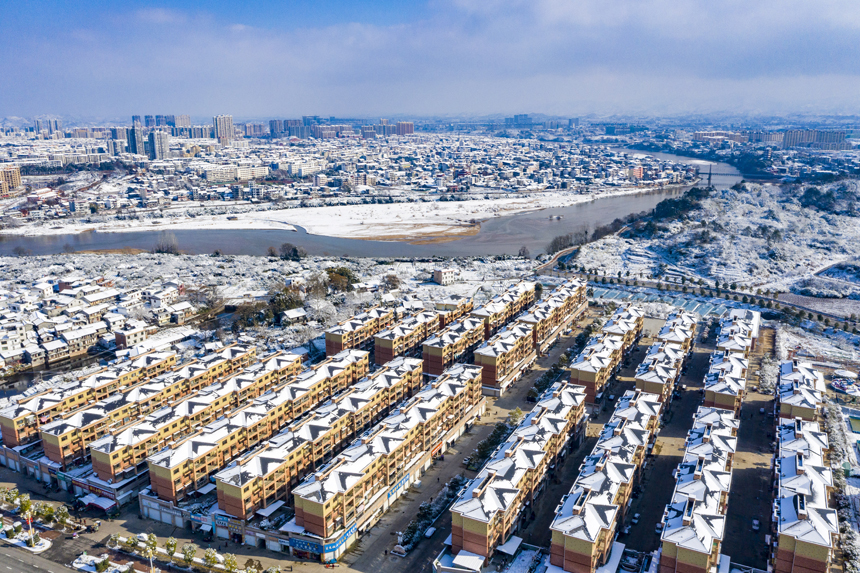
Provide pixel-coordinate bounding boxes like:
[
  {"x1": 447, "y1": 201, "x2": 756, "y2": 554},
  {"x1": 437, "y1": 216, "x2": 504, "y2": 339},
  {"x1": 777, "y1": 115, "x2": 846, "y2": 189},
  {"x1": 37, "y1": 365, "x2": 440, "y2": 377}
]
[{"x1": 351, "y1": 222, "x2": 481, "y2": 244}]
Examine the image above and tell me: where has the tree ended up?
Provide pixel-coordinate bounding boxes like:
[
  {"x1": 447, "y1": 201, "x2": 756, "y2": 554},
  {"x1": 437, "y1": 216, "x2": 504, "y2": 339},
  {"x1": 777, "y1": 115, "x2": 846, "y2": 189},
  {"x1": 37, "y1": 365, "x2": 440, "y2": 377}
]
[
  {"x1": 279, "y1": 242, "x2": 307, "y2": 261},
  {"x1": 11, "y1": 246, "x2": 30, "y2": 257},
  {"x1": 125, "y1": 535, "x2": 139, "y2": 550},
  {"x1": 62, "y1": 243, "x2": 75, "y2": 253},
  {"x1": 518, "y1": 245, "x2": 530, "y2": 259},
  {"x1": 270, "y1": 284, "x2": 303, "y2": 317},
  {"x1": 54, "y1": 505, "x2": 69, "y2": 526},
  {"x1": 165, "y1": 536, "x2": 178, "y2": 557},
  {"x1": 152, "y1": 231, "x2": 179, "y2": 254},
  {"x1": 108, "y1": 533, "x2": 121, "y2": 548},
  {"x1": 327, "y1": 267, "x2": 358, "y2": 292},
  {"x1": 203, "y1": 548, "x2": 219, "y2": 569},
  {"x1": 382, "y1": 274, "x2": 401, "y2": 291},
  {"x1": 509, "y1": 407, "x2": 524, "y2": 425},
  {"x1": 146, "y1": 533, "x2": 158, "y2": 552},
  {"x1": 182, "y1": 543, "x2": 197, "y2": 565},
  {"x1": 17, "y1": 493, "x2": 31, "y2": 514},
  {"x1": 266, "y1": 246, "x2": 278, "y2": 257},
  {"x1": 141, "y1": 545, "x2": 155, "y2": 573},
  {"x1": 223, "y1": 553, "x2": 238, "y2": 573}
]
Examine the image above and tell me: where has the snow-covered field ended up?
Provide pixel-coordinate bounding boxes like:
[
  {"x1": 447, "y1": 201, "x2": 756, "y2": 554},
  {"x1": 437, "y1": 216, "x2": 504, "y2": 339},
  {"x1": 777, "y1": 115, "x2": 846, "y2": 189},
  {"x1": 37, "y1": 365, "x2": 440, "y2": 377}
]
[
  {"x1": 3, "y1": 209, "x2": 298, "y2": 236},
  {"x1": 5, "y1": 185, "x2": 664, "y2": 241},
  {"x1": 575, "y1": 180, "x2": 860, "y2": 296}
]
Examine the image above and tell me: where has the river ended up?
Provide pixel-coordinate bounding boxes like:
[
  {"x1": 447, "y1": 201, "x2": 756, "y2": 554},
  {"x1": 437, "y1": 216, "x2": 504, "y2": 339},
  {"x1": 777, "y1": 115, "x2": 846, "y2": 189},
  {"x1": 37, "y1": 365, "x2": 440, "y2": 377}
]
[{"x1": 0, "y1": 151, "x2": 741, "y2": 258}]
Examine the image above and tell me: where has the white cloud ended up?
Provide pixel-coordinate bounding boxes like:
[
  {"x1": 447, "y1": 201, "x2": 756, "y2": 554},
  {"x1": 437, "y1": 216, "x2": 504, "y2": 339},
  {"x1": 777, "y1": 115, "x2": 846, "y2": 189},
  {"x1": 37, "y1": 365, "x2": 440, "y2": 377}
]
[{"x1": 2, "y1": 1, "x2": 859, "y2": 117}]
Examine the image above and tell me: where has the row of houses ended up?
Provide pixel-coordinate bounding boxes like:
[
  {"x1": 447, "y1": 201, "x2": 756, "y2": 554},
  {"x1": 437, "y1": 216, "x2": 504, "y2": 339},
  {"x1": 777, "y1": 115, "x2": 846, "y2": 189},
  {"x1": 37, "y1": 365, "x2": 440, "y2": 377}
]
[
  {"x1": 474, "y1": 279, "x2": 587, "y2": 396},
  {"x1": 157, "y1": 356, "x2": 424, "y2": 515},
  {"x1": 771, "y1": 360, "x2": 837, "y2": 573},
  {"x1": 569, "y1": 306, "x2": 645, "y2": 404},
  {"x1": 445, "y1": 381, "x2": 588, "y2": 569},
  {"x1": 658, "y1": 406, "x2": 739, "y2": 573},
  {"x1": 548, "y1": 389, "x2": 663, "y2": 573},
  {"x1": 0, "y1": 349, "x2": 183, "y2": 448},
  {"x1": 634, "y1": 311, "x2": 697, "y2": 403},
  {"x1": 90, "y1": 349, "x2": 368, "y2": 493},
  {"x1": 323, "y1": 295, "x2": 475, "y2": 358},
  {"x1": 43, "y1": 344, "x2": 268, "y2": 470}
]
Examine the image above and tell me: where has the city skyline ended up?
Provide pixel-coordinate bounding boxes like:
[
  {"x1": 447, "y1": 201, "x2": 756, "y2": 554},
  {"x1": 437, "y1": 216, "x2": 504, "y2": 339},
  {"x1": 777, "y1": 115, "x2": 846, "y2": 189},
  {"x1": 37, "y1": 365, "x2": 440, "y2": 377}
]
[{"x1": 3, "y1": 1, "x2": 860, "y2": 118}]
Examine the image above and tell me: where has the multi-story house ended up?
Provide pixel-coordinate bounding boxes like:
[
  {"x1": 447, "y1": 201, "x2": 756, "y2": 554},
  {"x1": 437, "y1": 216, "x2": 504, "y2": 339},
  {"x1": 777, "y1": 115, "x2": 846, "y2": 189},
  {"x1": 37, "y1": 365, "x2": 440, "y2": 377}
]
[
  {"x1": 656, "y1": 311, "x2": 697, "y2": 354},
  {"x1": 634, "y1": 338, "x2": 685, "y2": 402},
  {"x1": 569, "y1": 333, "x2": 624, "y2": 404},
  {"x1": 449, "y1": 382, "x2": 586, "y2": 562},
  {"x1": 324, "y1": 307, "x2": 396, "y2": 355},
  {"x1": 549, "y1": 390, "x2": 661, "y2": 573},
  {"x1": 0, "y1": 350, "x2": 178, "y2": 447},
  {"x1": 777, "y1": 360, "x2": 825, "y2": 422},
  {"x1": 287, "y1": 364, "x2": 485, "y2": 562},
  {"x1": 659, "y1": 406, "x2": 738, "y2": 573},
  {"x1": 516, "y1": 278, "x2": 587, "y2": 353},
  {"x1": 212, "y1": 357, "x2": 425, "y2": 518},
  {"x1": 473, "y1": 323, "x2": 534, "y2": 395},
  {"x1": 422, "y1": 317, "x2": 485, "y2": 376},
  {"x1": 374, "y1": 311, "x2": 441, "y2": 364},
  {"x1": 771, "y1": 418, "x2": 838, "y2": 573},
  {"x1": 703, "y1": 351, "x2": 749, "y2": 415}
]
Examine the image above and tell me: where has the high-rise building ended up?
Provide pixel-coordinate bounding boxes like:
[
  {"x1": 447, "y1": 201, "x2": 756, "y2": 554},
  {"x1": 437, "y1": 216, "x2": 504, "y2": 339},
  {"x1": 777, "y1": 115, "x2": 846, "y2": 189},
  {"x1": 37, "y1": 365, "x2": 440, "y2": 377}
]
[
  {"x1": 175, "y1": 115, "x2": 191, "y2": 128},
  {"x1": 396, "y1": 121, "x2": 414, "y2": 136},
  {"x1": 128, "y1": 127, "x2": 146, "y2": 155},
  {"x1": 132, "y1": 115, "x2": 142, "y2": 127},
  {"x1": 34, "y1": 119, "x2": 43, "y2": 133},
  {"x1": 155, "y1": 115, "x2": 167, "y2": 126},
  {"x1": 0, "y1": 166, "x2": 22, "y2": 190},
  {"x1": 569, "y1": 118, "x2": 579, "y2": 128},
  {"x1": 148, "y1": 131, "x2": 170, "y2": 160},
  {"x1": 213, "y1": 115, "x2": 234, "y2": 142},
  {"x1": 144, "y1": 115, "x2": 156, "y2": 128},
  {"x1": 243, "y1": 123, "x2": 265, "y2": 137},
  {"x1": 111, "y1": 127, "x2": 128, "y2": 140},
  {"x1": 269, "y1": 119, "x2": 283, "y2": 136},
  {"x1": 48, "y1": 119, "x2": 61, "y2": 134}
]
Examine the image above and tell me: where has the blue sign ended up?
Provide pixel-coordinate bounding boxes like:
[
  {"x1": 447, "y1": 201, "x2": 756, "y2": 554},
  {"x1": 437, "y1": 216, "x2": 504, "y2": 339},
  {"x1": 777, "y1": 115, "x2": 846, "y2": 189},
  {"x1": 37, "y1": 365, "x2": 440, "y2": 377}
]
[
  {"x1": 324, "y1": 523, "x2": 357, "y2": 553},
  {"x1": 289, "y1": 522, "x2": 358, "y2": 555},
  {"x1": 387, "y1": 473, "x2": 411, "y2": 500},
  {"x1": 214, "y1": 515, "x2": 229, "y2": 527},
  {"x1": 289, "y1": 538, "x2": 324, "y2": 554}
]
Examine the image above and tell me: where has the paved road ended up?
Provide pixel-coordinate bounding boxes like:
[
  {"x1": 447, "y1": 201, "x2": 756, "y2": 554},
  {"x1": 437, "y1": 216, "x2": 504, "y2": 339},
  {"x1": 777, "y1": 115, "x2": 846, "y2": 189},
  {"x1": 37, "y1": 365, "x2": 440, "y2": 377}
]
[{"x1": 0, "y1": 545, "x2": 66, "y2": 573}]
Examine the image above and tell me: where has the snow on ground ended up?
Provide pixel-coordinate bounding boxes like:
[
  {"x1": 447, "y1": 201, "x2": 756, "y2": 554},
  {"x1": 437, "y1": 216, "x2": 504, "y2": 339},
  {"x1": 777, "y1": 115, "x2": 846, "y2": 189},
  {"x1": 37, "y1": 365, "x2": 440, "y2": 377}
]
[
  {"x1": 779, "y1": 323, "x2": 860, "y2": 363},
  {"x1": 277, "y1": 186, "x2": 652, "y2": 239},
  {"x1": 3, "y1": 209, "x2": 297, "y2": 236},
  {"x1": 575, "y1": 181, "x2": 860, "y2": 295},
  {"x1": 5, "y1": 185, "x2": 661, "y2": 240}
]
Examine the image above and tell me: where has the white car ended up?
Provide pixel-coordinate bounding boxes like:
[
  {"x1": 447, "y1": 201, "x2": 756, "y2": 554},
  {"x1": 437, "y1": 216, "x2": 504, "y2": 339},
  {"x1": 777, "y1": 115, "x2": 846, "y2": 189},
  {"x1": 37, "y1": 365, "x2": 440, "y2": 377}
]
[
  {"x1": 632, "y1": 513, "x2": 640, "y2": 525},
  {"x1": 752, "y1": 519, "x2": 760, "y2": 531}
]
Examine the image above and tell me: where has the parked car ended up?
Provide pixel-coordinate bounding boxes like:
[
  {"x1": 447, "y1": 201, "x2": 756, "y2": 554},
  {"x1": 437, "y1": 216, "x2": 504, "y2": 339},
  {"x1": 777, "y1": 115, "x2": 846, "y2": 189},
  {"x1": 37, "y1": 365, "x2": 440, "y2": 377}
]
[
  {"x1": 608, "y1": 394, "x2": 616, "y2": 401},
  {"x1": 752, "y1": 519, "x2": 761, "y2": 531},
  {"x1": 655, "y1": 523, "x2": 664, "y2": 534},
  {"x1": 681, "y1": 384, "x2": 687, "y2": 391},
  {"x1": 632, "y1": 513, "x2": 641, "y2": 525}
]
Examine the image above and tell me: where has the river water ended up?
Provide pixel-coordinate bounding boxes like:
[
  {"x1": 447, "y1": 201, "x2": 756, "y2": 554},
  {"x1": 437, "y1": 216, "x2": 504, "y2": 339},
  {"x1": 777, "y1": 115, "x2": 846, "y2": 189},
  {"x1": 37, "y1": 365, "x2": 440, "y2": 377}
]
[{"x1": 0, "y1": 151, "x2": 741, "y2": 258}]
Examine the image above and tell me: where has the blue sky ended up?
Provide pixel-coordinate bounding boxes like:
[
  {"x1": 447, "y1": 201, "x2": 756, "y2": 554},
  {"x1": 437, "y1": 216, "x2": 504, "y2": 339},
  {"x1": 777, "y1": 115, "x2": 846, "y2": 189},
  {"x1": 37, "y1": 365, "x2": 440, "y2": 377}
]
[{"x1": 2, "y1": 1, "x2": 860, "y2": 119}]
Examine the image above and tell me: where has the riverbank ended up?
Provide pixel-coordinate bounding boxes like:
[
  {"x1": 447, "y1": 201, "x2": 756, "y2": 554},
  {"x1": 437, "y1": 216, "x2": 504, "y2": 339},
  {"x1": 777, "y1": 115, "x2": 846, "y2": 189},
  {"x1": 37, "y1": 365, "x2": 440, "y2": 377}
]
[{"x1": 3, "y1": 184, "x2": 679, "y2": 243}]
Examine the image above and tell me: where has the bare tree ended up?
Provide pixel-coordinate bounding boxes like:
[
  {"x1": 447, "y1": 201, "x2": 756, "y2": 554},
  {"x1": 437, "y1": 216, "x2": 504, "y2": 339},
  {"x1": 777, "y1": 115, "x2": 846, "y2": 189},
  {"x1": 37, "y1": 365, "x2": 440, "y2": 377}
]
[
  {"x1": 152, "y1": 231, "x2": 180, "y2": 254},
  {"x1": 518, "y1": 245, "x2": 530, "y2": 259}
]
